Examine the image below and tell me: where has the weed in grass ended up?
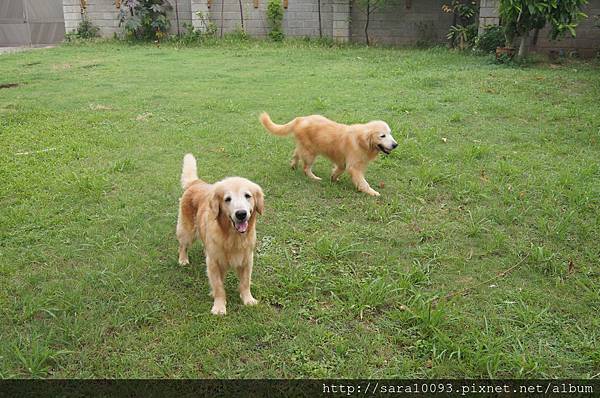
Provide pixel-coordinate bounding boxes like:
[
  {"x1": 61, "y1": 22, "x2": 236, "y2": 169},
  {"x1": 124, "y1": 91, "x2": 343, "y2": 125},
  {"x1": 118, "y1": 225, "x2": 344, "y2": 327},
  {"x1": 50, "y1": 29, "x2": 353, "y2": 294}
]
[{"x1": 11, "y1": 336, "x2": 72, "y2": 378}]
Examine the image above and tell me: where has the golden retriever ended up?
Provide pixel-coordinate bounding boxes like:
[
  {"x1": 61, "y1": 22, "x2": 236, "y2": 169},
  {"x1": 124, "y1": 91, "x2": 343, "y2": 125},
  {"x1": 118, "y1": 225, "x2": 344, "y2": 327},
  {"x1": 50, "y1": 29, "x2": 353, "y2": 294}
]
[
  {"x1": 176, "y1": 154, "x2": 264, "y2": 315},
  {"x1": 260, "y1": 112, "x2": 398, "y2": 196}
]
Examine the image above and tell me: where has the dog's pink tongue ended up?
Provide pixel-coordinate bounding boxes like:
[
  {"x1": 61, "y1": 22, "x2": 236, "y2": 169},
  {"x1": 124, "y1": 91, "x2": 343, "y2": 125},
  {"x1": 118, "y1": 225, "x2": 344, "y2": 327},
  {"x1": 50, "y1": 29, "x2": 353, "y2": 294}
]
[{"x1": 236, "y1": 220, "x2": 249, "y2": 233}]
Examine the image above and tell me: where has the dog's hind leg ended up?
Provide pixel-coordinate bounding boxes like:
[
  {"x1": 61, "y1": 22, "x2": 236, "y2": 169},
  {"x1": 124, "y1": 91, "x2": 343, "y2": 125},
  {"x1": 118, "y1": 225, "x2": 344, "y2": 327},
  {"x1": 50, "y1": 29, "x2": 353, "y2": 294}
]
[
  {"x1": 176, "y1": 204, "x2": 194, "y2": 265},
  {"x1": 301, "y1": 152, "x2": 321, "y2": 181},
  {"x1": 331, "y1": 163, "x2": 345, "y2": 182},
  {"x1": 290, "y1": 147, "x2": 300, "y2": 169}
]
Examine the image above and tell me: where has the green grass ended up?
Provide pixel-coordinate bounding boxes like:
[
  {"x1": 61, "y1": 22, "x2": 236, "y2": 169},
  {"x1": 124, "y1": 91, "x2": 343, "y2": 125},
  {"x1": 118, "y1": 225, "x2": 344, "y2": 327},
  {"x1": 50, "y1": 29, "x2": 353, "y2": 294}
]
[{"x1": 0, "y1": 40, "x2": 599, "y2": 378}]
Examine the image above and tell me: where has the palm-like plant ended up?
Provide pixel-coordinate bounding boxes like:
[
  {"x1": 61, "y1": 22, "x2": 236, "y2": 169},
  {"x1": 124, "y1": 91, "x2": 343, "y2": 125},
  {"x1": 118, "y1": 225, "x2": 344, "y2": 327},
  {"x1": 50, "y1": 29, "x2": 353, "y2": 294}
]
[{"x1": 443, "y1": 1, "x2": 478, "y2": 49}]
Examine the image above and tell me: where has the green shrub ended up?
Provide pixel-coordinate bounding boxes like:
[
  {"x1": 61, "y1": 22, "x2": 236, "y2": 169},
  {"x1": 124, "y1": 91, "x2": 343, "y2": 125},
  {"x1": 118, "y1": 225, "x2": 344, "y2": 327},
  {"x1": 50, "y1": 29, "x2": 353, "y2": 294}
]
[
  {"x1": 65, "y1": 15, "x2": 100, "y2": 41},
  {"x1": 475, "y1": 25, "x2": 505, "y2": 53},
  {"x1": 77, "y1": 15, "x2": 100, "y2": 39},
  {"x1": 173, "y1": 23, "x2": 201, "y2": 44},
  {"x1": 267, "y1": 0, "x2": 284, "y2": 41},
  {"x1": 119, "y1": 0, "x2": 172, "y2": 41}
]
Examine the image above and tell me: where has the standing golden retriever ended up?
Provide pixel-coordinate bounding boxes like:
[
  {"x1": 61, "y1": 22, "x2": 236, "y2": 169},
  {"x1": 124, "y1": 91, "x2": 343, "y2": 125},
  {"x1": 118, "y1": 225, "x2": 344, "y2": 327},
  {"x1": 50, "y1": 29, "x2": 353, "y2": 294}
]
[
  {"x1": 260, "y1": 112, "x2": 398, "y2": 196},
  {"x1": 176, "y1": 154, "x2": 264, "y2": 315}
]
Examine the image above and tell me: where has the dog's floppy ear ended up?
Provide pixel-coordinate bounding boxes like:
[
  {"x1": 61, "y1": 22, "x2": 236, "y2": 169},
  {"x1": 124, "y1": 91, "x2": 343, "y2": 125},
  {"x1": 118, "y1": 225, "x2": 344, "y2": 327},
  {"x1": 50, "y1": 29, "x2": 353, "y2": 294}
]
[
  {"x1": 253, "y1": 185, "x2": 264, "y2": 215},
  {"x1": 367, "y1": 128, "x2": 379, "y2": 150},
  {"x1": 358, "y1": 127, "x2": 376, "y2": 151},
  {"x1": 209, "y1": 188, "x2": 222, "y2": 219}
]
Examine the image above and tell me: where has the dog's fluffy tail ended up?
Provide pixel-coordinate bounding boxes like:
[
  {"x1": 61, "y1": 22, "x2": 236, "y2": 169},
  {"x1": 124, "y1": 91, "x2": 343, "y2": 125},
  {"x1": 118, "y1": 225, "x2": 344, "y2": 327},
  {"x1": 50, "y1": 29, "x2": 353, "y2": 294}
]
[
  {"x1": 181, "y1": 153, "x2": 199, "y2": 190},
  {"x1": 260, "y1": 112, "x2": 295, "y2": 136}
]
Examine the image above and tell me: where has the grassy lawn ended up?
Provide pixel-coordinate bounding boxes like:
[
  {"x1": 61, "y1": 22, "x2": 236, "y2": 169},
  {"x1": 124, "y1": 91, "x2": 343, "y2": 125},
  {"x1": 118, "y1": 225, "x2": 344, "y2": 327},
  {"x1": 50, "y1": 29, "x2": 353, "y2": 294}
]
[{"x1": 0, "y1": 41, "x2": 599, "y2": 378}]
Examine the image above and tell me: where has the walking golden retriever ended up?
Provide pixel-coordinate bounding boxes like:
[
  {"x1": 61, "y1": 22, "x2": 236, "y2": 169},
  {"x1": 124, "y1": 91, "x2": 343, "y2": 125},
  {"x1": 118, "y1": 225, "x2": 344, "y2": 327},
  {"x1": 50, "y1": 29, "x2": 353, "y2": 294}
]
[
  {"x1": 176, "y1": 154, "x2": 264, "y2": 315},
  {"x1": 260, "y1": 112, "x2": 398, "y2": 196}
]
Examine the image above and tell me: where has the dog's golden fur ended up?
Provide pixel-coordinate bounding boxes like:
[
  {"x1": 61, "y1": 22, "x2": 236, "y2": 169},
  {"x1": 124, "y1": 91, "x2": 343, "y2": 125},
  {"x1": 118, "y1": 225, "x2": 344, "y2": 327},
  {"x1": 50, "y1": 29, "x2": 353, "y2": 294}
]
[
  {"x1": 260, "y1": 112, "x2": 398, "y2": 196},
  {"x1": 176, "y1": 154, "x2": 264, "y2": 315}
]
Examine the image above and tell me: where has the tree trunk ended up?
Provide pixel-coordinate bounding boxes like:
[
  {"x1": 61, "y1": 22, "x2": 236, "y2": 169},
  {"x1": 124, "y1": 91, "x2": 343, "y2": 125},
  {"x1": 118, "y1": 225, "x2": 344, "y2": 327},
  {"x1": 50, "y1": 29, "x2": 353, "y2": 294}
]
[
  {"x1": 220, "y1": 0, "x2": 224, "y2": 37},
  {"x1": 364, "y1": 1, "x2": 370, "y2": 46},
  {"x1": 532, "y1": 28, "x2": 540, "y2": 46},
  {"x1": 517, "y1": 31, "x2": 529, "y2": 59},
  {"x1": 317, "y1": 0, "x2": 322, "y2": 38},
  {"x1": 449, "y1": 8, "x2": 457, "y2": 48},
  {"x1": 238, "y1": 0, "x2": 244, "y2": 30},
  {"x1": 174, "y1": 0, "x2": 180, "y2": 35}
]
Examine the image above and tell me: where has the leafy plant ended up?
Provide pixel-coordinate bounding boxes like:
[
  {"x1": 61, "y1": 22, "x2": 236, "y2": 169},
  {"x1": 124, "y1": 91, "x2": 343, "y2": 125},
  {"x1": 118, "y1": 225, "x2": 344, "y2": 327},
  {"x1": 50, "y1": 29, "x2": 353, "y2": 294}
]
[
  {"x1": 76, "y1": 15, "x2": 100, "y2": 39},
  {"x1": 194, "y1": 11, "x2": 217, "y2": 37},
  {"x1": 447, "y1": 23, "x2": 478, "y2": 50},
  {"x1": 266, "y1": 0, "x2": 284, "y2": 41},
  {"x1": 119, "y1": 0, "x2": 172, "y2": 41},
  {"x1": 499, "y1": 0, "x2": 589, "y2": 59},
  {"x1": 65, "y1": 14, "x2": 100, "y2": 41},
  {"x1": 442, "y1": 0, "x2": 477, "y2": 21},
  {"x1": 172, "y1": 23, "x2": 200, "y2": 44},
  {"x1": 475, "y1": 25, "x2": 506, "y2": 53},
  {"x1": 443, "y1": 1, "x2": 478, "y2": 49}
]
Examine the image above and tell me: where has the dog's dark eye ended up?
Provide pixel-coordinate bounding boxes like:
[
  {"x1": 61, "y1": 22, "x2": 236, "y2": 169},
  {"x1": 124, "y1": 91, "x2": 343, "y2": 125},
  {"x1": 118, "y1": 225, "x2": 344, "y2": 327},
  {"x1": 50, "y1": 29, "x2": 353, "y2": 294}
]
[
  {"x1": 224, "y1": 197, "x2": 232, "y2": 202},
  {"x1": 380, "y1": 134, "x2": 386, "y2": 138},
  {"x1": 244, "y1": 193, "x2": 252, "y2": 199}
]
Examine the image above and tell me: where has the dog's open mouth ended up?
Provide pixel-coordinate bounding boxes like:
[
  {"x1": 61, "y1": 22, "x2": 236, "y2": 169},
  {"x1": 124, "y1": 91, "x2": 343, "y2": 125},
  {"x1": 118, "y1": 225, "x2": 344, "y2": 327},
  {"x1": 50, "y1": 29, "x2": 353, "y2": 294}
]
[
  {"x1": 233, "y1": 219, "x2": 249, "y2": 233},
  {"x1": 378, "y1": 144, "x2": 392, "y2": 155}
]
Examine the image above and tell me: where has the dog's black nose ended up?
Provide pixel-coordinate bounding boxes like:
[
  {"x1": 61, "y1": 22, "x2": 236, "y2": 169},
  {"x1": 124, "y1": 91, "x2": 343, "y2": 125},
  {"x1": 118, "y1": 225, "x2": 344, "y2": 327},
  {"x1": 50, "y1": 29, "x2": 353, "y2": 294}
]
[
  {"x1": 392, "y1": 142, "x2": 398, "y2": 149},
  {"x1": 235, "y1": 210, "x2": 247, "y2": 221}
]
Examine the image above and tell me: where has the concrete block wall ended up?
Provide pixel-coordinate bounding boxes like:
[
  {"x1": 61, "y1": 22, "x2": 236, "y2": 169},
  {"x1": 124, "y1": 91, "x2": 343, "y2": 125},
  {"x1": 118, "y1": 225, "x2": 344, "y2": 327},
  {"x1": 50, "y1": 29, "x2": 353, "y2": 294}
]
[
  {"x1": 332, "y1": 0, "x2": 350, "y2": 42},
  {"x1": 63, "y1": 0, "x2": 83, "y2": 33},
  {"x1": 207, "y1": 0, "x2": 269, "y2": 37},
  {"x1": 61, "y1": 0, "x2": 599, "y2": 55},
  {"x1": 191, "y1": 0, "x2": 209, "y2": 31},
  {"x1": 170, "y1": 0, "x2": 192, "y2": 34},
  {"x1": 284, "y1": 0, "x2": 333, "y2": 38},
  {"x1": 350, "y1": 0, "x2": 455, "y2": 45},
  {"x1": 85, "y1": 0, "x2": 120, "y2": 36},
  {"x1": 202, "y1": 0, "x2": 333, "y2": 38},
  {"x1": 478, "y1": 0, "x2": 498, "y2": 34}
]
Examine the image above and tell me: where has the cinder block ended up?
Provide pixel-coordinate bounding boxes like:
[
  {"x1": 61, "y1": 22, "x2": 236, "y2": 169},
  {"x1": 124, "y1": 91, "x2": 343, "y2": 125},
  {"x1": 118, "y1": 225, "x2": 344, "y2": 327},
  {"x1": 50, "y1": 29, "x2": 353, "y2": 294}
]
[
  {"x1": 302, "y1": 20, "x2": 318, "y2": 28},
  {"x1": 479, "y1": 7, "x2": 498, "y2": 18}
]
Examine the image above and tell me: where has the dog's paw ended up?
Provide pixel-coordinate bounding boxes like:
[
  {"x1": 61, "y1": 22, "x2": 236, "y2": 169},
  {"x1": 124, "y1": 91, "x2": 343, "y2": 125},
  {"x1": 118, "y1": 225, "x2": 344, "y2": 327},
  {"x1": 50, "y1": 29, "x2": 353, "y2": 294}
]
[
  {"x1": 242, "y1": 296, "x2": 259, "y2": 306},
  {"x1": 211, "y1": 303, "x2": 227, "y2": 315},
  {"x1": 367, "y1": 189, "x2": 380, "y2": 196},
  {"x1": 178, "y1": 257, "x2": 190, "y2": 265}
]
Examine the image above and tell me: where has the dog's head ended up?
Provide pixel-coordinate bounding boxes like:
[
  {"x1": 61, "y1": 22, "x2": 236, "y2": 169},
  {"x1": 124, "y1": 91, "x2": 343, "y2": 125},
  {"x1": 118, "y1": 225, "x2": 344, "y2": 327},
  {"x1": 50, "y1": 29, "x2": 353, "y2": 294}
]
[
  {"x1": 366, "y1": 121, "x2": 398, "y2": 155},
  {"x1": 210, "y1": 177, "x2": 264, "y2": 234}
]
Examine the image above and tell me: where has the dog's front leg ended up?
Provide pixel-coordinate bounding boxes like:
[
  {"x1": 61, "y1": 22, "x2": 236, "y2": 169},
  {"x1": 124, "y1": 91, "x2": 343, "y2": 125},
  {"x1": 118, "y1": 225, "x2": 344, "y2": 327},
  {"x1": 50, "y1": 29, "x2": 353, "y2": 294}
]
[
  {"x1": 237, "y1": 255, "x2": 258, "y2": 306},
  {"x1": 348, "y1": 167, "x2": 380, "y2": 196},
  {"x1": 207, "y1": 257, "x2": 227, "y2": 315}
]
